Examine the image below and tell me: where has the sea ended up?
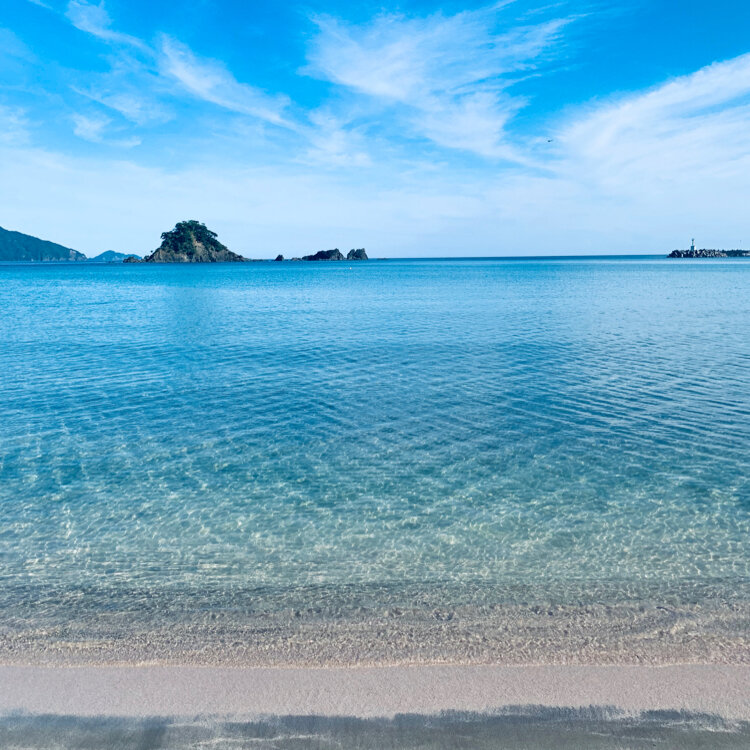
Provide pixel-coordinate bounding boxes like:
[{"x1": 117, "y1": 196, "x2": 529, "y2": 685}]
[{"x1": 0, "y1": 257, "x2": 749, "y2": 667}]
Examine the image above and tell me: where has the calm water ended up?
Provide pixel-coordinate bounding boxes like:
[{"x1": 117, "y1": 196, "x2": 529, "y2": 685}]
[
  {"x1": 1, "y1": 258, "x2": 749, "y2": 656},
  {"x1": 3, "y1": 708, "x2": 749, "y2": 749}
]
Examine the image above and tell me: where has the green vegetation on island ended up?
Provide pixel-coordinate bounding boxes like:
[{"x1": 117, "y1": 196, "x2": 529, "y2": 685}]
[
  {"x1": 297, "y1": 248, "x2": 369, "y2": 261},
  {"x1": 0, "y1": 225, "x2": 86, "y2": 262},
  {"x1": 127, "y1": 220, "x2": 246, "y2": 263}
]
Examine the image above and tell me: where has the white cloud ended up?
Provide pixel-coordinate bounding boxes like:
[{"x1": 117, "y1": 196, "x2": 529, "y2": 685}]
[
  {"x1": 0, "y1": 105, "x2": 30, "y2": 146},
  {"x1": 557, "y1": 52, "x2": 750, "y2": 188},
  {"x1": 301, "y1": 110, "x2": 372, "y2": 167},
  {"x1": 466, "y1": 52, "x2": 750, "y2": 251},
  {"x1": 76, "y1": 87, "x2": 172, "y2": 125},
  {"x1": 305, "y1": 7, "x2": 569, "y2": 158},
  {"x1": 65, "y1": 0, "x2": 146, "y2": 49},
  {"x1": 159, "y1": 36, "x2": 293, "y2": 128},
  {"x1": 72, "y1": 112, "x2": 140, "y2": 147}
]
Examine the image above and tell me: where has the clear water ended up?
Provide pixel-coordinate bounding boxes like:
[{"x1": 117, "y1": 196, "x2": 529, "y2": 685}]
[
  {"x1": 2, "y1": 708, "x2": 749, "y2": 749},
  {"x1": 1, "y1": 258, "x2": 749, "y2": 659}
]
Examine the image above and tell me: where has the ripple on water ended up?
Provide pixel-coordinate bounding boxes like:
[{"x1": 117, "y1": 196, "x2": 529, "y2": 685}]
[{"x1": 0, "y1": 259, "x2": 749, "y2": 657}]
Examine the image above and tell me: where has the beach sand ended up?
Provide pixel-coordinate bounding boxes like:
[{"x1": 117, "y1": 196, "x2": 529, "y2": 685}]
[
  {"x1": 1, "y1": 663, "x2": 748, "y2": 718},
  {"x1": 1, "y1": 664, "x2": 749, "y2": 748}
]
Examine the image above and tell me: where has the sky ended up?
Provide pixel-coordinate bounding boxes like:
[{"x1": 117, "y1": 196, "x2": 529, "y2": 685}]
[{"x1": 2, "y1": 0, "x2": 750, "y2": 257}]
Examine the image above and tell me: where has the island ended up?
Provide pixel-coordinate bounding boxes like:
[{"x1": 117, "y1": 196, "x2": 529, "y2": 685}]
[
  {"x1": 125, "y1": 220, "x2": 246, "y2": 263},
  {"x1": 88, "y1": 250, "x2": 141, "y2": 262},
  {"x1": 0, "y1": 225, "x2": 86, "y2": 262},
  {"x1": 301, "y1": 249, "x2": 344, "y2": 261},
  {"x1": 298, "y1": 248, "x2": 369, "y2": 261},
  {"x1": 0, "y1": 221, "x2": 371, "y2": 263}
]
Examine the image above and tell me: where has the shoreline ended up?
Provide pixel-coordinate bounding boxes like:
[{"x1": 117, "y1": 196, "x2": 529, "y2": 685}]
[
  {"x1": 0, "y1": 664, "x2": 748, "y2": 719},
  {"x1": 3, "y1": 595, "x2": 748, "y2": 668}
]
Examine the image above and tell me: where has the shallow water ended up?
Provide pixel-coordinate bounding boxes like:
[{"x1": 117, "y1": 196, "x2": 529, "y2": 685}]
[
  {"x1": 1, "y1": 257, "x2": 749, "y2": 660},
  {"x1": 2, "y1": 709, "x2": 749, "y2": 749}
]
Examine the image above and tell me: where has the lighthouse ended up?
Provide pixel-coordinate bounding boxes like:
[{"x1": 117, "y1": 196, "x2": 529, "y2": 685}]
[{"x1": 690, "y1": 238, "x2": 695, "y2": 253}]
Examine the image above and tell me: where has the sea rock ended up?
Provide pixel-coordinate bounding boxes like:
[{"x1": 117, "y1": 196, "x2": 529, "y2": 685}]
[
  {"x1": 123, "y1": 256, "x2": 143, "y2": 263},
  {"x1": 274, "y1": 254, "x2": 284, "y2": 261},
  {"x1": 347, "y1": 248, "x2": 368, "y2": 260},
  {"x1": 142, "y1": 220, "x2": 246, "y2": 263},
  {"x1": 302, "y1": 249, "x2": 345, "y2": 261}
]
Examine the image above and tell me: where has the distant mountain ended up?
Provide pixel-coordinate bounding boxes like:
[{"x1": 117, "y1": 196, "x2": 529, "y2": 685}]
[
  {"x1": 0, "y1": 225, "x2": 86, "y2": 262},
  {"x1": 130, "y1": 220, "x2": 245, "y2": 263},
  {"x1": 88, "y1": 250, "x2": 141, "y2": 262}
]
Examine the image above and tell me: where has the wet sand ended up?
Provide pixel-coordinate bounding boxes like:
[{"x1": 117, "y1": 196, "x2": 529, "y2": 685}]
[{"x1": 3, "y1": 591, "x2": 749, "y2": 667}]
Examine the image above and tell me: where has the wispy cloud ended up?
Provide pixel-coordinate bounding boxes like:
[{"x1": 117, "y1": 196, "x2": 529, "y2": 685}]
[
  {"x1": 0, "y1": 27, "x2": 35, "y2": 61},
  {"x1": 56, "y1": 4, "x2": 297, "y2": 139},
  {"x1": 558, "y1": 52, "x2": 750, "y2": 187},
  {"x1": 75, "y1": 85, "x2": 172, "y2": 126},
  {"x1": 158, "y1": 36, "x2": 293, "y2": 128},
  {"x1": 305, "y1": 6, "x2": 570, "y2": 158},
  {"x1": 72, "y1": 112, "x2": 140, "y2": 147},
  {"x1": 0, "y1": 105, "x2": 30, "y2": 146},
  {"x1": 65, "y1": 0, "x2": 147, "y2": 49},
  {"x1": 472, "y1": 51, "x2": 750, "y2": 250},
  {"x1": 301, "y1": 110, "x2": 372, "y2": 167}
]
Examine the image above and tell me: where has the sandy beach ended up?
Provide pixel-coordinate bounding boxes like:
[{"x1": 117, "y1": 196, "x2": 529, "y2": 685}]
[{"x1": 1, "y1": 663, "x2": 749, "y2": 719}]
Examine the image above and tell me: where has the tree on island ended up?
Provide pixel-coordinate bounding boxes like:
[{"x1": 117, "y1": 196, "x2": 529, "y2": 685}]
[{"x1": 139, "y1": 220, "x2": 246, "y2": 263}]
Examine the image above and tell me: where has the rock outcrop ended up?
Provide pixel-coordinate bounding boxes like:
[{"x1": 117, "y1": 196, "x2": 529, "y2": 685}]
[
  {"x1": 274, "y1": 254, "x2": 284, "y2": 261},
  {"x1": 141, "y1": 221, "x2": 245, "y2": 263},
  {"x1": 347, "y1": 248, "x2": 368, "y2": 260},
  {"x1": 302, "y1": 249, "x2": 345, "y2": 261},
  {"x1": 0, "y1": 225, "x2": 86, "y2": 262},
  {"x1": 668, "y1": 248, "x2": 750, "y2": 258}
]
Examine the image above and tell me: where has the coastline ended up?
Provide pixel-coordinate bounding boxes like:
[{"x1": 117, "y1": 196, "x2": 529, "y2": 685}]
[{"x1": 2, "y1": 588, "x2": 748, "y2": 667}]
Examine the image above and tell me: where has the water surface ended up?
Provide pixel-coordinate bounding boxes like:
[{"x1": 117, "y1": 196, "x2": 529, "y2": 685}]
[{"x1": 1, "y1": 257, "x2": 748, "y2": 662}]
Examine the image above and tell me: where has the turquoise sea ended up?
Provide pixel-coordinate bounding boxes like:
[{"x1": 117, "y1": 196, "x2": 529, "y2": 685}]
[{"x1": 1, "y1": 257, "x2": 749, "y2": 663}]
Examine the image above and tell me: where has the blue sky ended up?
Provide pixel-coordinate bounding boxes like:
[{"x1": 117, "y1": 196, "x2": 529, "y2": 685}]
[{"x1": 2, "y1": 0, "x2": 750, "y2": 256}]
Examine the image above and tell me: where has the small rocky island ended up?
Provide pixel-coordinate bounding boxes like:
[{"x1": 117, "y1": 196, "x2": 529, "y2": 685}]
[
  {"x1": 125, "y1": 220, "x2": 246, "y2": 263},
  {"x1": 297, "y1": 248, "x2": 368, "y2": 261}
]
